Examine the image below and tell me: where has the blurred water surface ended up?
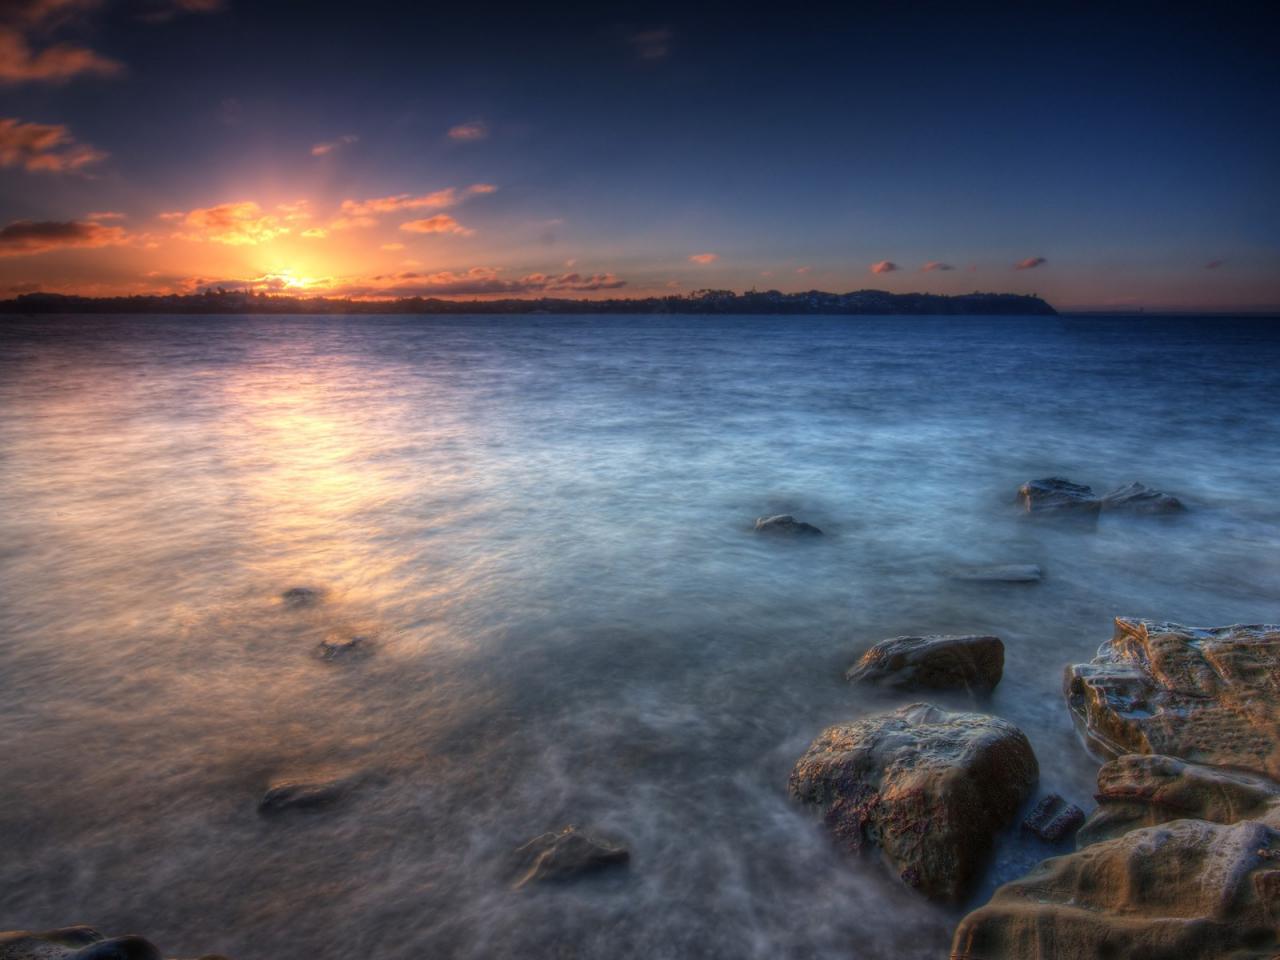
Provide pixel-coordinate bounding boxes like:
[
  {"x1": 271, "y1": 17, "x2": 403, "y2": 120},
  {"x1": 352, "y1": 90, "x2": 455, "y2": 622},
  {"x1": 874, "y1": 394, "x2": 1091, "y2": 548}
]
[{"x1": 1, "y1": 313, "x2": 1278, "y2": 959}]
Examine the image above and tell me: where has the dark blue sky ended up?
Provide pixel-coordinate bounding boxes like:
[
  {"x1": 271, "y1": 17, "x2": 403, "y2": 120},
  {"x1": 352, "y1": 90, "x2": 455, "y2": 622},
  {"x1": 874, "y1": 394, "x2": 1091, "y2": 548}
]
[{"x1": 2, "y1": 0, "x2": 1277, "y2": 308}]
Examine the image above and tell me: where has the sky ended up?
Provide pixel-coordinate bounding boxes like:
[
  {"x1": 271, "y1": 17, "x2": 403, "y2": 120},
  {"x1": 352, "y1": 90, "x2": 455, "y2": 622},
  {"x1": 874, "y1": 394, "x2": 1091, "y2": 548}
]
[{"x1": 0, "y1": 0, "x2": 1277, "y2": 310}]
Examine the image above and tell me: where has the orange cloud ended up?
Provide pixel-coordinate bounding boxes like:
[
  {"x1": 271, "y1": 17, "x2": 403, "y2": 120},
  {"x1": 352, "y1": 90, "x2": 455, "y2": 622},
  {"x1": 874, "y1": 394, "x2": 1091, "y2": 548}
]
[
  {"x1": 0, "y1": 218, "x2": 128, "y2": 256},
  {"x1": 1014, "y1": 256, "x2": 1046, "y2": 270},
  {"x1": 86, "y1": 210, "x2": 124, "y2": 220},
  {"x1": 400, "y1": 214, "x2": 472, "y2": 235},
  {"x1": 380, "y1": 242, "x2": 404, "y2": 251},
  {"x1": 447, "y1": 121, "x2": 488, "y2": 141},
  {"x1": 921, "y1": 261, "x2": 954, "y2": 271},
  {"x1": 689, "y1": 252, "x2": 718, "y2": 264},
  {"x1": 0, "y1": 117, "x2": 107, "y2": 172},
  {"x1": 870, "y1": 260, "x2": 898, "y2": 274},
  {"x1": 340, "y1": 183, "x2": 495, "y2": 217},
  {"x1": 311, "y1": 134, "x2": 358, "y2": 156},
  {"x1": 0, "y1": 26, "x2": 122, "y2": 84},
  {"x1": 170, "y1": 201, "x2": 292, "y2": 245}
]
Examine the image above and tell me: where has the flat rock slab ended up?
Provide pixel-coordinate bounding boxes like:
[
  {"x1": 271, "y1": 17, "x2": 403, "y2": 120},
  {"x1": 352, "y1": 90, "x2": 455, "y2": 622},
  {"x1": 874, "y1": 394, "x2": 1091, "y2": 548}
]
[
  {"x1": 951, "y1": 815, "x2": 1280, "y2": 960},
  {"x1": 1022, "y1": 794, "x2": 1085, "y2": 843},
  {"x1": 789, "y1": 703, "x2": 1037, "y2": 903},
  {"x1": 950, "y1": 565, "x2": 1042, "y2": 583},
  {"x1": 512, "y1": 826, "x2": 630, "y2": 888},
  {"x1": 846, "y1": 635, "x2": 1004, "y2": 694},
  {"x1": 259, "y1": 773, "x2": 360, "y2": 815},
  {"x1": 1016, "y1": 478, "x2": 1100, "y2": 516},
  {"x1": 1077, "y1": 753, "x2": 1280, "y2": 847},
  {"x1": 0, "y1": 929, "x2": 162, "y2": 960},
  {"x1": 754, "y1": 514, "x2": 823, "y2": 536},
  {"x1": 1100, "y1": 482, "x2": 1184, "y2": 514},
  {"x1": 1065, "y1": 617, "x2": 1280, "y2": 780}
]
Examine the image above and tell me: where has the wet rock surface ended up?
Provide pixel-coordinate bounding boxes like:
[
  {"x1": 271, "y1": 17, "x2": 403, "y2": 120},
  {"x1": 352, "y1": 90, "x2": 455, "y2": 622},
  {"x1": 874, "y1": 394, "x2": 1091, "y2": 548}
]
[
  {"x1": 258, "y1": 773, "x2": 359, "y2": 815},
  {"x1": 511, "y1": 826, "x2": 630, "y2": 888},
  {"x1": 949, "y1": 564, "x2": 1042, "y2": 583},
  {"x1": 789, "y1": 703, "x2": 1038, "y2": 903},
  {"x1": 845, "y1": 635, "x2": 1004, "y2": 694},
  {"x1": 1065, "y1": 617, "x2": 1280, "y2": 779},
  {"x1": 1100, "y1": 481, "x2": 1185, "y2": 514},
  {"x1": 1021, "y1": 794, "x2": 1084, "y2": 843},
  {"x1": 314, "y1": 632, "x2": 372, "y2": 662},
  {"x1": 1015, "y1": 478, "x2": 1100, "y2": 516},
  {"x1": 753, "y1": 514, "x2": 823, "y2": 536},
  {"x1": 0, "y1": 928, "x2": 226, "y2": 960},
  {"x1": 279, "y1": 586, "x2": 324, "y2": 609},
  {"x1": 950, "y1": 814, "x2": 1280, "y2": 960}
]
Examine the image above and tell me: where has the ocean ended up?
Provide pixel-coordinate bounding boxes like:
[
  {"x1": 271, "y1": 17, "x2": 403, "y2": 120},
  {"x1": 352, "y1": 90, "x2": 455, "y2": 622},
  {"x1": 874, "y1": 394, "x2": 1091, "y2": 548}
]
[{"x1": 1, "y1": 313, "x2": 1277, "y2": 958}]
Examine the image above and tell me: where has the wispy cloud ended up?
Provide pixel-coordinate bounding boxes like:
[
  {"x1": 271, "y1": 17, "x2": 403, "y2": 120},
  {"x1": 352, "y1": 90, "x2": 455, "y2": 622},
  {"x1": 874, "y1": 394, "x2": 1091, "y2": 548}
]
[
  {"x1": 870, "y1": 260, "x2": 898, "y2": 274},
  {"x1": 311, "y1": 134, "x2": 358, "y2": 156},
  {"x1": 447, "y1": 120, "x2": 488, "y2": 141},
  {"x1": 0, "y1": 26, "x2": 121, "y2": 83},
  {"x1": 795, "y1": 266, "x2": 812, "y2": 274},
  {"x1": 138, "y1": 0, "x2": 226, "y2": 22},
  {"x1": 921, "y1": 261, "x2": 954, "y2": 271},
  {"x1": 399, "y1": 214, "x2": 472, "y2": 236},
  {"x1": 0, "y1": 218, "x2": 127, "y2": 256},
  {"x1": 380, "y1": 242, "x2": 404, "y2": 251},
  {"x1": 1205, "y1": 259, "x2": 1225, "y2": 270},
  {"x1": 0, "y1": 117, "x2": 107, "y2": 172},
  {"x1": 1014, "y1": 256, "x2": 1046, "y2": 270},
  {"x1": 340, "y1": 184, "x2": 495, "y2": 218},
  {"x1": 628, "y1": 28, "x2": 672, "y2": 60},
  {"x1": 168, "y1": 201, "x2": 294, "y2": 245},
  {"x1": 85, "y1": 210, "x2": 124, "y2": 220},
  {"x1": 688, "y1": 252, "x2": 718, "y2": 264}
]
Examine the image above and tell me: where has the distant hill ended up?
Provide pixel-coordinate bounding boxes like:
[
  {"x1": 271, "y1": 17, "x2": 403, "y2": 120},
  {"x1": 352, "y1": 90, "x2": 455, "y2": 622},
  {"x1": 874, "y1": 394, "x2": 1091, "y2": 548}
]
[{"x1": 0, "y1": 288, "x2": 1056, "y2": 316}]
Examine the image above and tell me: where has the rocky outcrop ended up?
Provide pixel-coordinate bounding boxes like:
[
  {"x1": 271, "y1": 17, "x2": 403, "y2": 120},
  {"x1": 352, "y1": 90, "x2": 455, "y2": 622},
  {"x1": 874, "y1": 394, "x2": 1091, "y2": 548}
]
[
  {"x1": 1100, "y1": 482, "x2": 1184, "y2": 514},
  {"x1": 950, "y1": 564, "x2": 1042, "y2": 583},
  {"x1": 1015, "y1": 478, "x2": 1100, "y2": 516},
  {"x1": 1065, "y1": 618, "x2": 1280, "y2": 779},
  {"x1": 315, "y1": 632, "x2": 372, "y2": 662},
  {"x1": 0, "y1": 927, "x2": 228, "y2": 960},
  {"x1": 280, "y1": 586, "x2": 324, "y2": 609},
  {"x1": 1021, "y1": 794, "x2": 1085, "y2": 843},
  {"x1": 754, "y1": 514, "x2": 823, "y2": 536},
  {"x1": 511, "y1": 826, "x2": 630, "y2": 888},
  {"x1": 789, "y1": 703, "x2": 1037, "y2": 903},
  {"x1": 950, "y1": 814, "x2": 1280, "y2": 960},
  {"x1": 1077, "y1": 753, "x2": 1280, "y2": 846},
  {"x1": 845, "y1": 635, "x2": 1004, "y2": 694},
  {"x1": 259, "y1": 772, "x2": 359, "y2": 815}
]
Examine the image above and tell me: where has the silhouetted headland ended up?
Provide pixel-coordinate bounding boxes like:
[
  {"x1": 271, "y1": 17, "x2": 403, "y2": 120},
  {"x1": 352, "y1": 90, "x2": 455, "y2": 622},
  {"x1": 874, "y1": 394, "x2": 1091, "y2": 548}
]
[{"x1": 0, "y1": 288, "x2": 1056, "y2": 316}]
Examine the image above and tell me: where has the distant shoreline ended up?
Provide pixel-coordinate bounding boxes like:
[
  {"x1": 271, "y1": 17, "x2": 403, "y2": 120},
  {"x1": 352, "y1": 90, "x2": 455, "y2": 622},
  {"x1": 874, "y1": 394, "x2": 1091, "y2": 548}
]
[{"x1": 0, "y1": 288, "x2": 1056, "y2": 316}]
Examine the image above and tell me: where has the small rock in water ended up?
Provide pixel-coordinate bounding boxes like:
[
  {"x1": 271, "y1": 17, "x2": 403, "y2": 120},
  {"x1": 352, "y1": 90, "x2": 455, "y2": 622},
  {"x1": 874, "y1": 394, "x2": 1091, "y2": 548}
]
[
  {"x1": 1100, "y1": 481, "x2": 1185, "y2": 514},
  {"x1": 280, "y1": 586, "x2": 324, "y2": 609},
  {"x1": 1016, "y1": 477, "x2": 1101, "y2": 516},
  {"x1": 1022, "y1": 793, "x2": 1085, "y2": 842},
  {"x1": 512, "y1": 826, "x2": 630, "y2": 888},
  {"x1": 0, "y1": 928, "x2": 163, "y2": 960},
  {"x1": 315, "y1": 632, "x2": 372, "y2": 662},
  {"x1": 845, "y1": 634, "x2": 1004, "y2": 693},
  {"x1": 950, "y1": 564, "x2": 1042, "y2": 583},
  {"x1": 259, "y1": 773, "x2": 356, "y2": 815},
  {"x1": 754, "y1": 514, "x2": 823, "y2": 536}
]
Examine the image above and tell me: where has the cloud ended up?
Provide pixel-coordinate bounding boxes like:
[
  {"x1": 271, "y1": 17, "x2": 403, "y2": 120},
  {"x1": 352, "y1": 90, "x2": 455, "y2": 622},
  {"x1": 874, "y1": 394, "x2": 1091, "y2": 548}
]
[
  {"x1": 870, "y1": 260, "x2": 898, "y2": 274},
  {"x1": 0, "y1": 218, "x2": 127, "y2": 256},
  {"x1": 447, "y1": 120, "x2": 488, "y2": 141},
  {"x1": 311, "y1": 134, "x2": 358, "y2": 156},
  {"x1": 1205, "y1": 259, "x2": 1225, "y2": 270},
  {"x1": 0, "y1": 117, "x2": 107, "y2": 172},
  {"x1": 1014, "y1": 256, "x2": 1046, "y2": 270},
  {"x1": 688, "y1": 252, "x2": 718, "y2": 264},
  {"x1": 400, "y1": 214, "x2": 472, "y2": 235},
  {"x1": 795, "y1": 266, "x2": 812, "y2": 274},
  {"x1": 337, "y1": 267, "x2": 627, "y2": 298},
  {"x1": 921, "y1": 261, "x2": 954, "y2": 271},
  {"x1": 628, "y1": 28, "x2": 671, "y2": 60},
  {"x1": 170, "y1": 201, "x2": 292, "y2": 245},
  {"x1": 339, "y1": 183, "x2": 495, "y2": 218},
  {"x1": 85, "y1": 210, "x2": 123, "y2": 220},
  {"x1": 137, "y1": 0, "x2": 226, "y2": 21},
  {"x1": 0, "y1": 26, "x2": 121, "y2": 83},
  {"x1": 380, "y1": 242, "x2": 404, "y2": 251}
]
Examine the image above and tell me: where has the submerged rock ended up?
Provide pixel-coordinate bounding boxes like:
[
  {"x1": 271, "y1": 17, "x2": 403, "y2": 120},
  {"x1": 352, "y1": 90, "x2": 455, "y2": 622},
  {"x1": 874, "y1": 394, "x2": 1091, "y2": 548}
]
[
  {"x1": 950, "y1": 564, "x2": 1042, "y2": 583},
  {"x1": 0, "y1": 928, "x2": 169, "y2": 960},
  {"x1": 1100, "y1": 481, "x2": 1184, "y2": 514},
  {"x1": 753, "y1": 514, "x2": 823, "y2": 536},
  {"x1": 1065, "y1": 617, "x2": 1280, "y2": 779},
  {"x1": 950, "y1": 814, "x2": 1280, "y2": 960},
  {"x1": 511, "y1": 826, "x2": 630, "y2": 888},
  {"x1": 314, "y1": 632, "x2": 372, "y2": 662},
  {"x1": 1015, "y1": 478, "x2": 1100, "y2": 516},
  {"x1": 258, "y1": 773, "x2": 358, "y2": 815},
  {"x1": 845, "y1": 635, "x2": 1004, "y2": 694},
  {"x1": 1021, "y1": 794, "x2": 1085, "y2": 843},
  {"x1": 1077, "y1": 753, "x2": 1280, "y2": 847},
  {"x1": 788, "y1": 703, "x2": 1037, "y2": 903},
  {"x1": 280, "y1": 586, "x2": 324, "y2": 609}
]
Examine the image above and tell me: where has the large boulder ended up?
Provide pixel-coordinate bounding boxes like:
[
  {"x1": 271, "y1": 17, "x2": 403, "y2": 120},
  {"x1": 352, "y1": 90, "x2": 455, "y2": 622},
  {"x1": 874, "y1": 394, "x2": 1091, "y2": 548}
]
[
  {"x1": 950, "y1": 814, "x2": 1280, "y2": 960},
  {"x1": 258, "y1": 772, "x2": 360, "y2": 815},
  {"x1": 754, "y1": 514, "x2": 823, "y2": 536},
  {"x1": 0, "y1": 928, "x2": 227, "y2": 960},
  {"x1": 1100, "y1": 482, "x2": 1184, "y2": 514},
  {"x1": 1015, "y1": 478, "x2": 1100, "y2": 516},
  {"x1": 845, "y1": 635, "x2": 1004, "y2": 694},
  {"x1": 511, "y1": 826, "x2": 630, "y2": 888},
  {"x1": 788, "y1": 703, "x2": 1038, "y2": 903},
  {"x1": 1077, "y1": 753, "x2": 1280, "y2": 846},
  {"x1": 1065, "y1": 618, "x2": 1280, "y2": 779}
]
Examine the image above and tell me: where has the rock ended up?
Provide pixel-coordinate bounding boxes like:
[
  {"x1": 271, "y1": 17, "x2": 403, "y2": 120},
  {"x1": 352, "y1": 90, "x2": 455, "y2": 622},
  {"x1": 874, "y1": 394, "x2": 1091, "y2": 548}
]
[
  {"x1": 280, "y1": 586, "x2": 324, "y2": 609},
  {"x1": 950, "y1": 815, "x2": 1280, "y2": 960},
  {"x1": 845, "y1": 635, "x2": 1004, "y2": 694},
  {"x1": 1100, "y1": 481, "x2": 1184, "y2": 514},
  {"x1": 788, "y1": 703, "x2": 1038, "y2": 903},
  {"x1": 512, "y1": 826, "x2": 630, "y2": 888},
  {"x1": 258, "y1": 773, "x2": 357, "y2": 815},
  {"x1": 0, "y1": 929, "x2": 162, "y2": 960},
  {"x1": 1015, "y1": 478, "x2": 1100, "y2": 516},
  {"x1": 753, "y1": 514, "x2": 823, "y2": 536},
  {"x1": 1021, "y1": 794, "x2": 1085, "y2": 843},
  {"x1": 1077, "y1": 753, "x2": 1280, "y2": 847},
  {"x1": 1065, "y1": 618, "x2": 1280, "y2": 780},
  {"x1": 314, "y1": 632, "x2": 372, "y2": 662},
  {"x1": 950, "y1": 565, "x2": 1042, "y2": 583}
]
